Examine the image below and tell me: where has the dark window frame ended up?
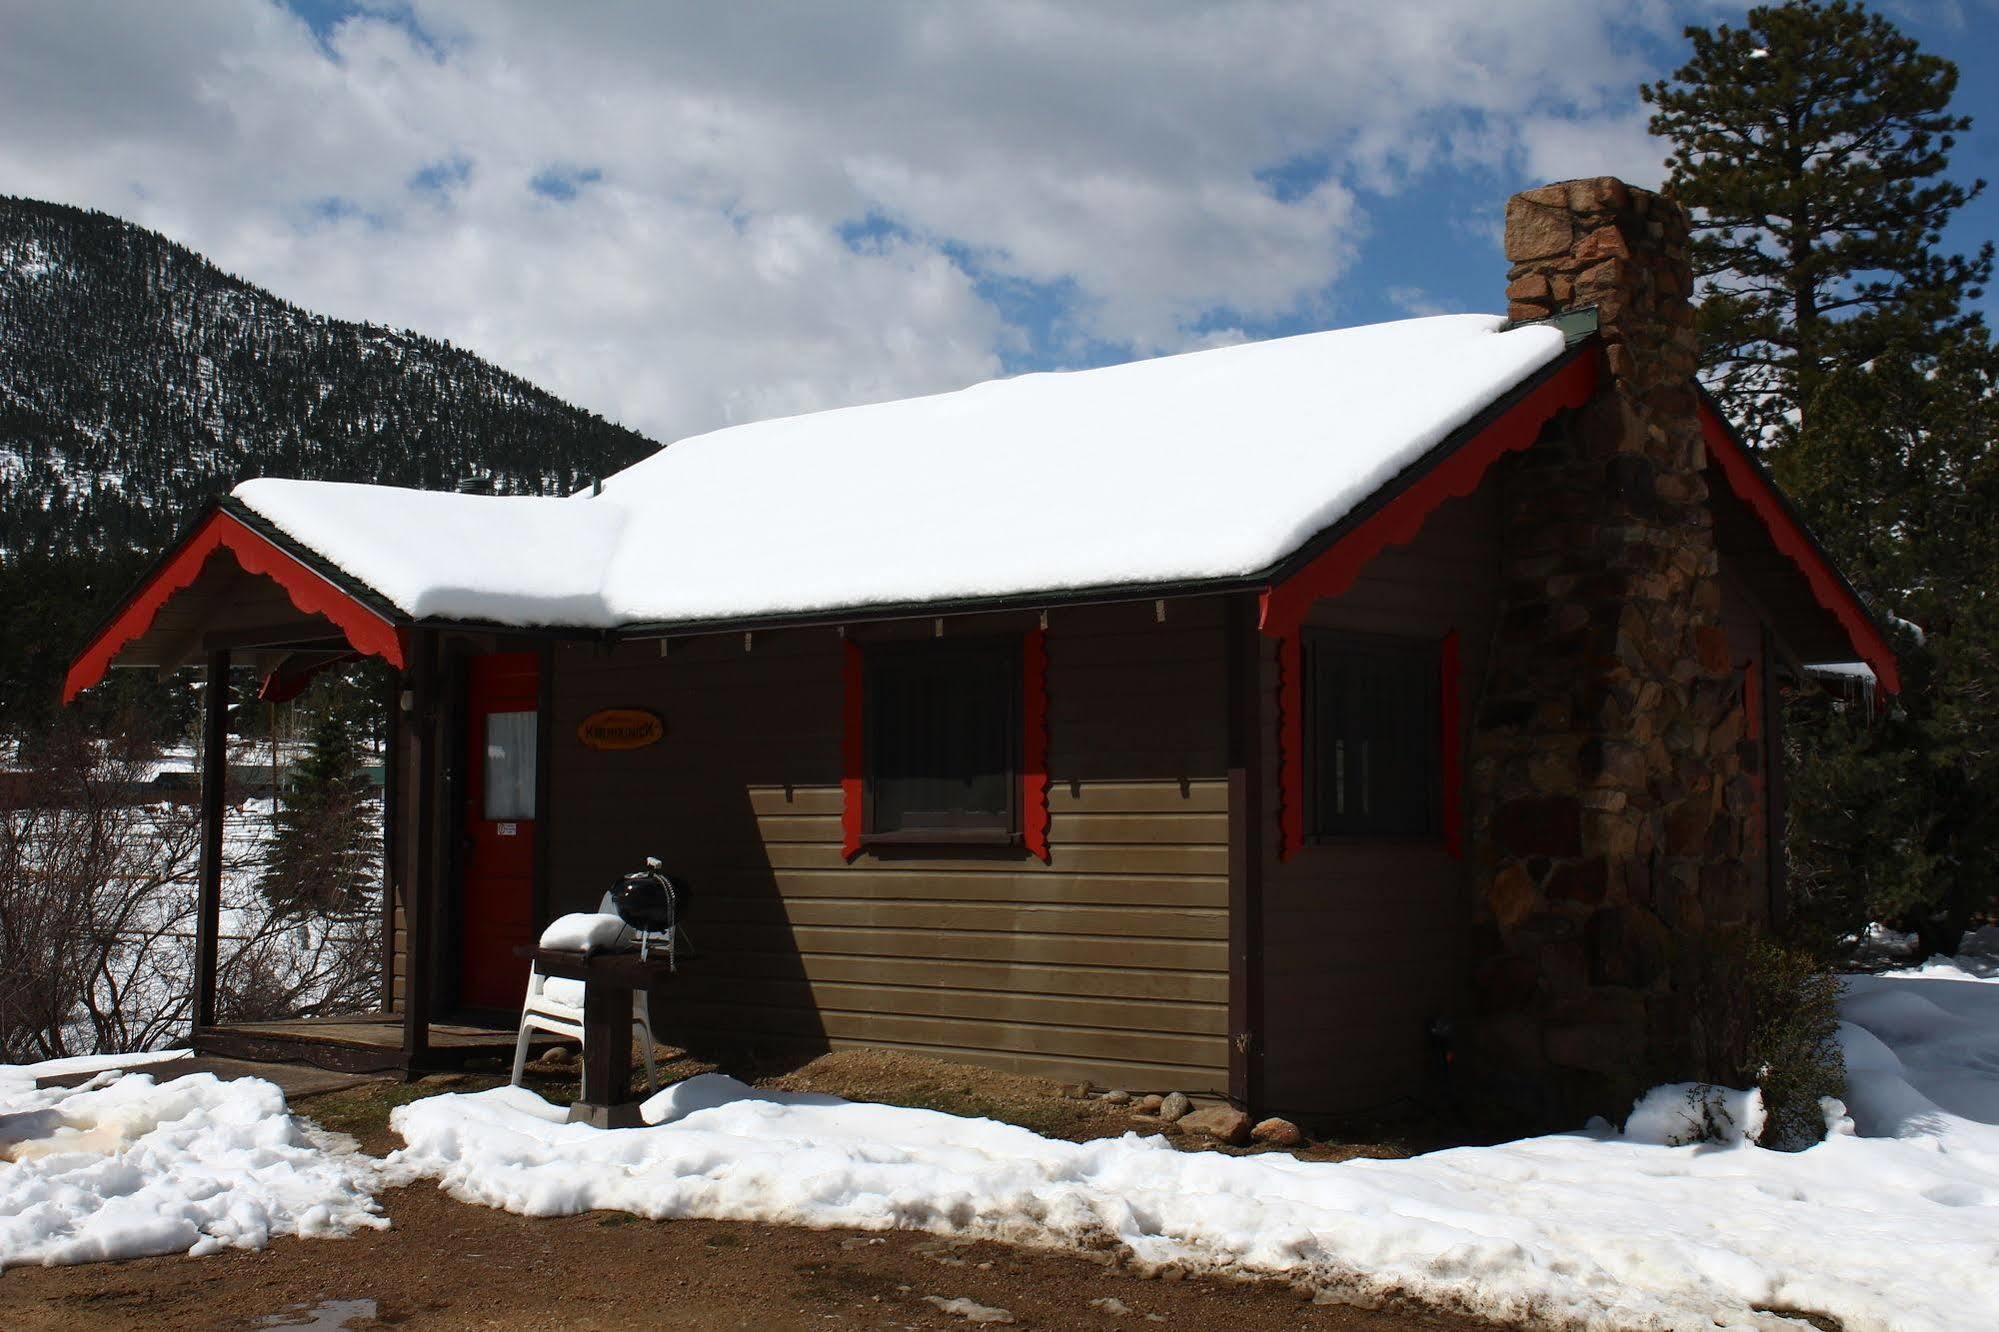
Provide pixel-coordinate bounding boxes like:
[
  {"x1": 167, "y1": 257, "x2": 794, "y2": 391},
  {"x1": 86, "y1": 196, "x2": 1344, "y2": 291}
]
[
  {"x1": 860, "y1": 636, "x2": 1023, "y2": 849},
  {"x1": 1302, "y1": 628, "x2": 1442, "y2": 844}
]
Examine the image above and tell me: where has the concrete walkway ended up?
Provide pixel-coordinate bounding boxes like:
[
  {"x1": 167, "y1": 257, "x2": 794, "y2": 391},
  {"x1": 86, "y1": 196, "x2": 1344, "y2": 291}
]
[{"x1": 34, "y1": 1056, "x2": 391, "y2": 1101}]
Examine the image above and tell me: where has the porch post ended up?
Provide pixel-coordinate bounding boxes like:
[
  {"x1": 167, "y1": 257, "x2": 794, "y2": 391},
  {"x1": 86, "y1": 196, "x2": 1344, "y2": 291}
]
[
  {"x1": 402, "y1": 631, "x2": 437, "y2": 1071},
  {"x1": 1225, "y1": 595, "x2": 1266, "y2": 1112},
  {"x1": 192, "y1": 649, "x2": 229, "y2": 1031},
  {"x1": 379, "y1": 665, "x2": 401, "y2": 1015}
]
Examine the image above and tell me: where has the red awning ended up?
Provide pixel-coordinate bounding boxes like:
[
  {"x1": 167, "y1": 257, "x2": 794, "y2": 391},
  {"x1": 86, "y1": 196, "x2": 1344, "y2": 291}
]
[{"x1": 63, "y1": 508, "x2": 406, "y2": 703}]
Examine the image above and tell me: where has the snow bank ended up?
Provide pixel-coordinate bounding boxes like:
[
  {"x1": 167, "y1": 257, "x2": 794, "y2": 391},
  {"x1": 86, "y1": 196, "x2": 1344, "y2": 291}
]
[
  {"x1": 0, "y1": 1069, "x2": 384, "y2": 1267},
  {"x1": 235, "y1": 316, "x2": 1568, "y2": 628},
  {"x1": 387, "y1": 946, "x2": 1999, "y2": 1331}
]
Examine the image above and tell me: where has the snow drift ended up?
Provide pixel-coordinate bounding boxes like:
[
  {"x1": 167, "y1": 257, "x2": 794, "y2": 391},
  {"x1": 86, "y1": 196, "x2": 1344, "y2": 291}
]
[
  {"x1": 387, "y1": 943, "x2": 1999, "y2": 1332},
  {"x1": 0, "y1": 1064, "x2": 384, "y2": 1268}
]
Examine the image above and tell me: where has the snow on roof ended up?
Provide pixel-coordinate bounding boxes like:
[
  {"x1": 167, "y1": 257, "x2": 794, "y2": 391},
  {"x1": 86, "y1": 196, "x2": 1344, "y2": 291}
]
[{"x1": 233, "y1": 313, "x2": 1568, "y2": 628}]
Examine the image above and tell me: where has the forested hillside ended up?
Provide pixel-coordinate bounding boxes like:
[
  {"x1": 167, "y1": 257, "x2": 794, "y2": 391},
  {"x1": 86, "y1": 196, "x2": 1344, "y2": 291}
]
[{"x1": 0, "y1": 196, "x2": 656, "y2": 732}]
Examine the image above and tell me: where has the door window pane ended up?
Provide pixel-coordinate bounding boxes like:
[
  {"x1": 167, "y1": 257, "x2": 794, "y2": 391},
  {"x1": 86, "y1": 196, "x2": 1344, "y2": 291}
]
[{"x1": 484, "y1": 711, "x2": 537, "y2": 820}]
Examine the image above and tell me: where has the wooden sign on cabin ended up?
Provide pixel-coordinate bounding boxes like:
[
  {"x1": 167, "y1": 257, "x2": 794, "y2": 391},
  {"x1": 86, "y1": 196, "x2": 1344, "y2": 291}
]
[{"x1": 577, "y1": 708, "x2": 665, "y2": 750}]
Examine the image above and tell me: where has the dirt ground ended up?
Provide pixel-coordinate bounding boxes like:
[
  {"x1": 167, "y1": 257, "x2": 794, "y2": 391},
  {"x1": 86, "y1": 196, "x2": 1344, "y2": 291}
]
[
  {"x1": 0, "y1": 1049, "x2": 1499, "y2": 1330},
  {"x1": 0, "y1": 1188, "x2": 1502, "y2": 1332}
]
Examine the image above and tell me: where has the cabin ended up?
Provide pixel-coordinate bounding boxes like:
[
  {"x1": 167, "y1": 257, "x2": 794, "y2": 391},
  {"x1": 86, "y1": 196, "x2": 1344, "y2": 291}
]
[{"x1": 63, "y1": 178, "x2": 1898, "y2": 1125}]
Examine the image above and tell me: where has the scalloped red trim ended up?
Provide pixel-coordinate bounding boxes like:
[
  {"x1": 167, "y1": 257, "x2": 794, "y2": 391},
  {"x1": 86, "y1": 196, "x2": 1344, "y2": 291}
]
[
  {"x1": 63, "y1": 509, "x2": 405, "y2": 703},
  {"x1": 1265, "y1": 354, "x2": 1596, "y2": 861},
  {"x1": 1259, "y1": 353, "x2": 1598, "y2": 639},
  {"x1": 1698, "y1": 403, "x2": 1901, "y2": 694}
]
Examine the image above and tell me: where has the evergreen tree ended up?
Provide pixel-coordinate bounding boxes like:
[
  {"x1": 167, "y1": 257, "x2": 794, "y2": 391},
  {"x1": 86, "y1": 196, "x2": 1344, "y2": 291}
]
[
  {"x1": 257, "y1": 709, "x2": 374, "y2": 916},
  {"x1": 1643, "y1": 0, "x2": 1991, "y2": 446},
  {"x1": 1777, "y1": 342, "x2": 1999, "y2": 955},
  {"x1": 1646, "y1": 0, "x2": 1999, "y2": 953}
]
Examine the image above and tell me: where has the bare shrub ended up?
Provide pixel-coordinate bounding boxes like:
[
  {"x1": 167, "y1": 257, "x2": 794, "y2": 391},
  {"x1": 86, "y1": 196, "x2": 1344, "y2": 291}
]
[
  {"x1": 0, "y1": 724, "x2": 383, "y2": 1061},
  {"x1": 1676, "y1": 929, "x2": 1846, "y2": 1149}
]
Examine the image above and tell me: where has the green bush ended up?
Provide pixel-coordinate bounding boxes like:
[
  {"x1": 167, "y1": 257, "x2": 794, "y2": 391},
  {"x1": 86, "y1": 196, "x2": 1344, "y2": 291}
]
[{"x1": 1678, "y1": 929, "x2": 1846, "y2": 1149}]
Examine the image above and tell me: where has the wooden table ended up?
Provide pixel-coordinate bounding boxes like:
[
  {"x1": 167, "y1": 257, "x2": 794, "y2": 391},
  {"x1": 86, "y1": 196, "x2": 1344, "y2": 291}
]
[{"x1": 519, "y1": 947, "x2": 678, "y2": 1128}]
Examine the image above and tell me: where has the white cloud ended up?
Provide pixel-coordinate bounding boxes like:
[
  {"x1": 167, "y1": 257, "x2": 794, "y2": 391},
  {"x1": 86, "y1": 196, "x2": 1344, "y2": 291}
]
[
  {"x1": 1516, "y1": 108, "x2": 1669, "y2": 191},
  {"x1": 0, "y1": 0, "x2": 1687, "y2": 443}
]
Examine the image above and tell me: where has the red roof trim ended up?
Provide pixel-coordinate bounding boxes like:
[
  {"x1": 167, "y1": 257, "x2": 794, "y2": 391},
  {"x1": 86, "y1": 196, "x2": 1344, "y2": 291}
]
[
  {"x1": 1259, "y1": 351, "x2": 1599, "y2": 638},
  {"x1": 1697, "y1": 402, "x2": 1902, "y2": 694},
  {"x1": 62, "y1": 509, "x2": 406, "y2": 703},
  {"x1": 1021, "y1": 626, "x2": 1050, "y2": 862}
]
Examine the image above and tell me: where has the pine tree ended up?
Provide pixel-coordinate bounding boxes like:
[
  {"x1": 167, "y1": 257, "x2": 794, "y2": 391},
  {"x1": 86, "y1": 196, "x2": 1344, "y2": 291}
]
[
  {"x1": 1779, "y1": 341, "x2": 1999, "y2": 955},
  {"x1": 1642, "y1": 0, "x2": 1991, "y2": 447},
  {"x1": 1646, "y1": 1, "x2": 1999, "y2": 954},
  {"x1": 257, "y1": 709, "x2": 374, "y2": 916}
]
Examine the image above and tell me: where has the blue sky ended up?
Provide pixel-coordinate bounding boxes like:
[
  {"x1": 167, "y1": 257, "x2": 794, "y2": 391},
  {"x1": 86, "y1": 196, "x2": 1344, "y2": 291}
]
[{"x1": 4, "y1": 1, "x2": 1996, "y2": 439}]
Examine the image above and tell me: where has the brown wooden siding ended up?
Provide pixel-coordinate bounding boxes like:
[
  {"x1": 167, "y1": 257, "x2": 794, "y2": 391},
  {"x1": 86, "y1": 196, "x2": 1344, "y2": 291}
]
[
  {"x1": 1254, "y1": 488, "x2": 1498, "y2": 1118},
  {"x1": 545, "y1": 599, "x2": 1231, "y2": 1092},
  {"x1": 1718, "y1": 564, "x2": 1779, "y2": 926}
]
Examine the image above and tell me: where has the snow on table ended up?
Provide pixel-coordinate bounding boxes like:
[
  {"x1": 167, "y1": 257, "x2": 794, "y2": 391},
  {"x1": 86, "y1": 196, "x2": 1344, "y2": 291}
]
[
  {"x1": 0, "y1": 1065, "x2": 384, "y2": 1268},
  {"x1": 387, "y1": 945, "x2": 1999, "y2": 1332}
]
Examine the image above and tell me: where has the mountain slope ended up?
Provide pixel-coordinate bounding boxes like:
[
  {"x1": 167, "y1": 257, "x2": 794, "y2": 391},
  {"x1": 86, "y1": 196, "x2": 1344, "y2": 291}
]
[{"x1": 0, "y1": 196, "x2": 659, "y2": 730}]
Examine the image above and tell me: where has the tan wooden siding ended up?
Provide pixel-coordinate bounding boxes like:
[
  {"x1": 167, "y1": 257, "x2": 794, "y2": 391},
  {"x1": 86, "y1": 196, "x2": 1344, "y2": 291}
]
[
  {"x1": 1255, "y1": 488, "x2": 1497, "y2": 1117},
  {"x1": 545, "y1": 598, "x2": 1231, "y2": 1092}
]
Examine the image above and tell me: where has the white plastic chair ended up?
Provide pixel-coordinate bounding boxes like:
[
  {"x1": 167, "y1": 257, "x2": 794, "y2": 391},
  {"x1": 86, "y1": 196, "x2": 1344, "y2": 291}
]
[{"x1": 510, "y1": 895, "x2": 659, "y2": 1090}]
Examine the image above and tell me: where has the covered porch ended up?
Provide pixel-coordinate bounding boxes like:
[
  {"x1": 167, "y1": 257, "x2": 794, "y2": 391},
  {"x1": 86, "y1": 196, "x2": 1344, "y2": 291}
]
[{"x1": 63, "y1": 504, "x2": 547, "y2": 1077}]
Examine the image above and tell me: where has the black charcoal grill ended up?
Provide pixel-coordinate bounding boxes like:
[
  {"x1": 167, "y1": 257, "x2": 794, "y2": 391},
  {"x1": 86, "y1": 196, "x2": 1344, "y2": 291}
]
[{"x1": 607, "y1": 856, "x2": 694, "y2": 966}]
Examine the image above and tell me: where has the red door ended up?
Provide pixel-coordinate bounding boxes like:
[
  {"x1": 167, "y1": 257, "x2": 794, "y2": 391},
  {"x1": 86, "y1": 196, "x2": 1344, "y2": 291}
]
[{"x1": 460, "y1": 652, "x2": 539, "y2": 1011}]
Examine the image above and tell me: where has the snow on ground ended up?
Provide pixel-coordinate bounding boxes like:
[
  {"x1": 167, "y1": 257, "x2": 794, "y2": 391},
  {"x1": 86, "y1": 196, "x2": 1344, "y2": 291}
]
[
  {"x1": 236, "y1": 315, "x2": 1568, "y2": 627},
  {"x1": 0, "y1": 1065, "x2": 384, "y2": 1268},
  {"x1": 387, "y1": 940, "x2": 1999, "y2": 1332}
]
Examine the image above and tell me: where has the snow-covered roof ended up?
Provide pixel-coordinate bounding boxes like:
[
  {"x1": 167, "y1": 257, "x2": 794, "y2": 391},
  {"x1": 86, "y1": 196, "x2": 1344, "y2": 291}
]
[{"x1": 232, "y1": 313, "x2": 1569, "y2": 629}]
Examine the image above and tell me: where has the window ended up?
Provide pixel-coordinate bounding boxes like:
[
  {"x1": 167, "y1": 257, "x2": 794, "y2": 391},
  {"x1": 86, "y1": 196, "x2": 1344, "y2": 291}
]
[
  {"x1": 483, "y1": 710, "x2": 537, "y2": 820},
  {"x1": 863, "y1": 639, "x2": 1020, "y2": 841},
  {"x1": 1304, "y1": 631, "x2": 1439, "y2": 840}
]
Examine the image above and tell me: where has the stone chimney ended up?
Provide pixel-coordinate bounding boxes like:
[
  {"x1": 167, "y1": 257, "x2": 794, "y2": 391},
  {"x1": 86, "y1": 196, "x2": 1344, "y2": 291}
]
[{"x1": 1463, "y1": 178, "x2": 1757, "y2": 1125}]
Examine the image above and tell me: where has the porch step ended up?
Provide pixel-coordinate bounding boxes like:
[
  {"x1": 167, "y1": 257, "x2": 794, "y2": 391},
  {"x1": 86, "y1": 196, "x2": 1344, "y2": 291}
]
[{"x1": 192, "y1": 1015, "x2": 552, "y2": 1075}]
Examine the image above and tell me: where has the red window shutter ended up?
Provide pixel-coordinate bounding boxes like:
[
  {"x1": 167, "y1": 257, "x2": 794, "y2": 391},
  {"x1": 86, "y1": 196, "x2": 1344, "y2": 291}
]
[
  {"x1": 840, "y1": 640, "x2": 865, "y2": 861},
  {"x1": 1022, "y1": 626, "x2": 1049, "y2": 862}
]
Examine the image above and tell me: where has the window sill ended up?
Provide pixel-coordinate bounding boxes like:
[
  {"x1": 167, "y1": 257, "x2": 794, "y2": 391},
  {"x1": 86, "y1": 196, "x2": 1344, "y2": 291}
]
[{"x1": 858, "y1": 829, "x2": 1023, "y2": 850}]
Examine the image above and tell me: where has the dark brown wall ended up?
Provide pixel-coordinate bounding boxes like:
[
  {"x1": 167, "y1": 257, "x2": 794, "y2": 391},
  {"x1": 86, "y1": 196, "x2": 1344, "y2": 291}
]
[
  {"x1": 1255, "y1": 487, "x2": 1499, "y2": 1118},
  {"x1": 1717, "y1": 563, "x2": 1783, "y2": 927},
  {"x1": 544, "y1": 599, "x2": 1232, "y2": 1092}
]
